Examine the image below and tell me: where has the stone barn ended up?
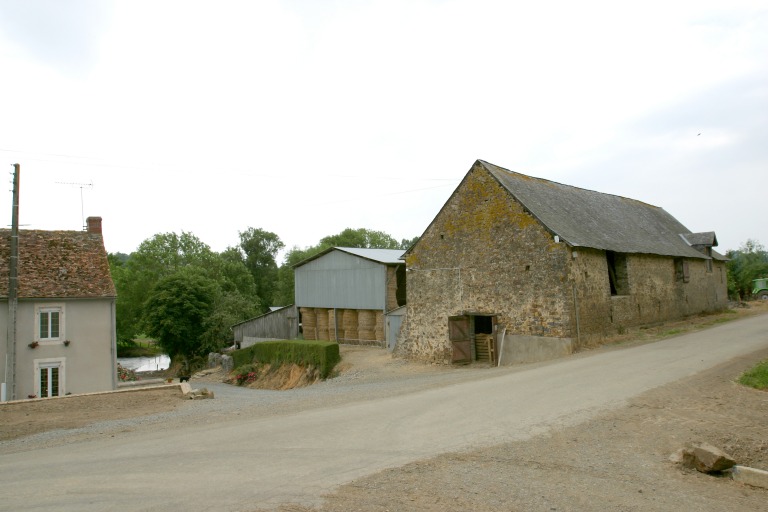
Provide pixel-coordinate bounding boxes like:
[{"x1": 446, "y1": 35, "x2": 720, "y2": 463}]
[
  {"x1": 397, "y1": 160, "x2": 728, "y2": 365},
  {"x1": 294, "y1": 247, "x2": 406, "y2": 348}
]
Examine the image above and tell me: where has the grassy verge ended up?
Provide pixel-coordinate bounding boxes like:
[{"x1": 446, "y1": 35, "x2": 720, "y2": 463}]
[{"x1": 738, "y1": 359, "x2": 768, "y2": 390}]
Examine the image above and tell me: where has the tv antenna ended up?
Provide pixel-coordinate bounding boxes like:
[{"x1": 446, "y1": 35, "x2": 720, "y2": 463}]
[{"x1": 56, "y1": 180, "x2": 94, "y2": 230}]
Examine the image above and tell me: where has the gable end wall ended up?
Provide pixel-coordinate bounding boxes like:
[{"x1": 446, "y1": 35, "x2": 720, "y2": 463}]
[{"x1": 400, "y1": 164, "x2": 573, "y2": 363}]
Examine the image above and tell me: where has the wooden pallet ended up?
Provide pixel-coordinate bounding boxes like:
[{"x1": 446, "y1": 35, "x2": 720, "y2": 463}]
[{"x1": 475, "y1": 334, "x2": 495, "y2": 364}]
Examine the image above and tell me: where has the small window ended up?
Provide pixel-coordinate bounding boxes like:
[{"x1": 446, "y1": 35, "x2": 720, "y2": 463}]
[
  {"x1": 36, "y1": 304, "x2": 65, "y2": 342},
  {"x1": 606, "y1": 251, "x2": 629, "y2": 296}
]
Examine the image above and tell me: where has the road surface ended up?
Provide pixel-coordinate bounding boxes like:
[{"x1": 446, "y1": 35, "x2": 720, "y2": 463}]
[{"x1": 1, "y1": 314, "x2": 767, "y2": 511}]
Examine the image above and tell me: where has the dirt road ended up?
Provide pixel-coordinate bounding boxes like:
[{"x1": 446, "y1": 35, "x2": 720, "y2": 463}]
[{"x1": 1, "y1": 312, "x2": 766, "y2": 511}]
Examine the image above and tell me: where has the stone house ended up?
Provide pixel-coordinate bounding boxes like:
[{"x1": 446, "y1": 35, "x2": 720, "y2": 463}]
[
  {"x1": 1, "y1": 217, "x2": 117, "y2": 400},
  {"x1": 397, "y1": 160, "x2": 727, "y2": 365}
]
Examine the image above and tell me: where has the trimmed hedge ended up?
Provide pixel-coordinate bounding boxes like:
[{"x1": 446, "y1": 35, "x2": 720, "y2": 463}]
[{"x1": 231, "y1": 340, "x2": 341, "y2": 379}]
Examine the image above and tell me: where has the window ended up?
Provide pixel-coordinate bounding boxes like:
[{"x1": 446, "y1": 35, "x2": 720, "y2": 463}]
[
  {"x1": 35, "y1": 304, "x2": 65, "y2": 342},
  {"x1": 606, "y1": 251, "x2": 629, "y2": 296},
  {"x1": 674, "y1": 258, "x2": 690, "y2": 283},
  {"x1": 34, "y1": 358, "x2": 65, "y2": 398}
]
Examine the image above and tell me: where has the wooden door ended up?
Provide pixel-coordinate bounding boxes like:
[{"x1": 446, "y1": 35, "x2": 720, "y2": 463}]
[{"x1": 448, "y1": 315, "x2": 472, "y2": 363}]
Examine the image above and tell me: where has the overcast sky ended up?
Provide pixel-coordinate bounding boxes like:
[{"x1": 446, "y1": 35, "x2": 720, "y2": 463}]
[{"x1": 1, "y1": 0, "x2": 766, "y2": 261}]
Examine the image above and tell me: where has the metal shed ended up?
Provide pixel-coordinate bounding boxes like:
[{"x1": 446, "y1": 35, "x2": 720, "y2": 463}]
[{"x1": 294, "y1": 247, "x2": 406, "y2": 348}]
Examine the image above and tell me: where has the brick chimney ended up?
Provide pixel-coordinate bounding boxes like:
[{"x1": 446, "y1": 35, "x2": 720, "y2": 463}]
[{"x1": 86, "y1": 216, "x2": 103, "y2": 234}]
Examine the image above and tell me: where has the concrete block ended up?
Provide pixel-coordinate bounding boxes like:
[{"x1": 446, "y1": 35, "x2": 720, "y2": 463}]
[
  {"x1": 727, "y1": 465, "x2": 768, "y2": 489},
  {"x1": 179, "y1": 382, "x2": 192, "y2": 395}
]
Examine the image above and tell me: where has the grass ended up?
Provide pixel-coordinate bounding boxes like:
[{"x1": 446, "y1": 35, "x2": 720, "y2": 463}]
[{"x1": 738, "y1": 359, "x2": 768, "y2": 390}]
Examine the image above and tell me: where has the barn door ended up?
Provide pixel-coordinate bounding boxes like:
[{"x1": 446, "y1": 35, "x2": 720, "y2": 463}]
[{"x1": 449, "y1": 315, "x2": 472, "y2": 363}]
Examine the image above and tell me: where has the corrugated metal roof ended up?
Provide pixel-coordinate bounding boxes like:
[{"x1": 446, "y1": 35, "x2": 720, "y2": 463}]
[
  {"x1": 295, "y1": 247, "x2": 405, "y2": 268},
  {"x1": 480, "y1": 160, "x2": 724, "y2": 260},
  {"x1": 334, "y1": 247, "x2": 405, "y2": 264}
]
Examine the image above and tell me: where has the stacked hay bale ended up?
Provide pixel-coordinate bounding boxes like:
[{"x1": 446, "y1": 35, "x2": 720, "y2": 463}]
[
  {"x1": 358, "y1": 310, "x2": 376, "y2": 343},
  {"x1": 316, "y1": 308, "x2": 329, "y2": 341},
  {"x1": 375, "y1": 311, "x2": 385, "y2": 342},
  {"x1": 300, "y1": 307, "x2": 316, "y2": 340},
  {"x1": 327, "y1": 309, "x2": 338, "y2": 341},
  {"x1": 342, "y1": 309, "x2": 358, "y2": 342},
  {"x1": 386, "y1": 267, "x2": 399, "y2": 311}
]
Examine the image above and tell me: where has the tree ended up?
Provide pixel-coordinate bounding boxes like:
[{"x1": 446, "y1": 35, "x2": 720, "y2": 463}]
[
  {"x1": 318, "y1": 228, "x2": 401, "y2": 249},
  {"x1": 142, "y1": 268, "x2": 219, "y2": 360},
  {"x1": 110, "y1": 232, "x2": 261, "y2": 345},
  {"x1": 237, "y1": 228, "x2": 284, "y2": 309},
  {"x1": 400, "y1": 235, "x2": 420, "y2": 250},
  {"x1": 726, "y1": 239, "x2": 768, "y2": 299}
]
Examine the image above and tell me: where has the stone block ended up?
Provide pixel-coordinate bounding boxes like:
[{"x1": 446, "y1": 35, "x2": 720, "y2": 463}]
[{"x1": 679, "y1": 442, "x2": 736, "y2": 473}]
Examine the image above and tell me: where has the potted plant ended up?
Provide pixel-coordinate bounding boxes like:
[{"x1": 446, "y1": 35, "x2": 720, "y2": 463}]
[
  {"x1": 28, "y1": 341, "x2": 39, "y2": 349},
  {"x1": 63, "y1": 340, "x2": 71, "y2": 347}
]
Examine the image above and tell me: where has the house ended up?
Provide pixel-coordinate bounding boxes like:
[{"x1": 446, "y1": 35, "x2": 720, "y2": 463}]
[
  {"x1": 295, "y1": 247, "x2": 406, "y2": 348},
  {"x1": 1, "y1": 217, "x2": 117, "y2": 400},
  {"x1": 396, "y1": 160, "x2": 728, "y2": 365}
]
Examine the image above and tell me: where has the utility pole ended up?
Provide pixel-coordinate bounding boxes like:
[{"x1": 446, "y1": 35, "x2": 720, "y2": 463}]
[{"x1": 4, "y1": 164, "x2": 20, "y2": 401}]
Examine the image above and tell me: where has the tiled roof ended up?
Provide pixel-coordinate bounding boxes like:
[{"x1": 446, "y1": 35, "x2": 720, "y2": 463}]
[
  {"x1": 0, "y1": 229, "x2": 116, "y2": 299},
  {"x1": 479, "y1": 160, "x2": 726, "y2": 260}
]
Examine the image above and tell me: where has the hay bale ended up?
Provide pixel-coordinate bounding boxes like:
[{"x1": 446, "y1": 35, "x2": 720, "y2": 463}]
[
  {"x1": 327, "y1": 309, "x2": 338, "y2": 341},
  {"x1": 300, "y1": 308, "x2": 316, "y2": 340},
  {"x1": 358, "y1": 310, "x2": 376, "y2": 341},
  {"x1": 375, "y1": 311, "x2": 385, "y2": 342},
  {"x1": 343, "y1": 309, "x2": 358, "y2": 341},
  {"x1": 316, "y1": 308, "x2": 329, "y2": 341}
]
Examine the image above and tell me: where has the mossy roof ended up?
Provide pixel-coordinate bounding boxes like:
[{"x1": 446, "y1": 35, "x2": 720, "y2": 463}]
[
  {"x1": 480, "y1": 160, "x2": 724, "y2": 260},
  {"x1": 0, "y1": 229, "x2": 116, "y2": 299}
]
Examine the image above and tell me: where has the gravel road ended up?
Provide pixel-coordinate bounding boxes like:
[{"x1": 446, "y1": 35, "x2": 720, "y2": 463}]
[{"x1": 1, "y1": 311, "x2": 767, "y2": 512}]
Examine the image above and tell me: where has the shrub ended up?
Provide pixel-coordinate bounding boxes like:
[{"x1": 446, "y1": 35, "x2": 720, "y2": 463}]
[
  {"x1": 231, "y1": 340, "x2": 340, "y2": 378},
  {"x1": 116, "y1": 363, "x2": 140, "y2": 382},
  {"x1": 739, "y1": 359, "x2": 768, "y2": 390}
]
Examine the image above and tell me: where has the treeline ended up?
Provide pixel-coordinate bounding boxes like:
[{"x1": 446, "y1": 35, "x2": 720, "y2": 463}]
[
  {"x1": 109, "y1": 227, "x2": 417, "y2": 360},
  {"x1": 726, "y1": 239, "x2": 768, "y2": 299}
]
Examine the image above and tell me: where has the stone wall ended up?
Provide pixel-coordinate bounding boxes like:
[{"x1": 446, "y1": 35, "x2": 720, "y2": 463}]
[
  {"x1": 398, "y1": 164, "x2": 573, "y2": 364},
  {"x1": 569, "y1": 249, "x2": 729, "y2": 343},
  {"x1": 397, "y1": 162, "x2": 729, "y2": 364}
]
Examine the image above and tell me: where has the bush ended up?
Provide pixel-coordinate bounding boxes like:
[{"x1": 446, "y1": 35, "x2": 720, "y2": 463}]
[
  {"x1": 231, "y1": 340, "x2": 340, "y2": 379},
  {"x1": 116, "y1": 363, "x2": 140, "y2": 382},
  {"x1": 739, "y1": 359, "x2": 768, "y2": 390}
]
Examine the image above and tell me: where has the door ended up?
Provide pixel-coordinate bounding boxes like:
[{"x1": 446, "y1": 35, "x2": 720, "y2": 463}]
[
  {"x1": 448, "y1": 315, "x2": 472, "y2": 363},
  {"x1": 38, "y1": 362, "x2": 63, "y2": 398}
]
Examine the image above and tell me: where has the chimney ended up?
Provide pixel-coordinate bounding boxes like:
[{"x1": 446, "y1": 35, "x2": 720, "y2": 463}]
[{"x1": 86, "y1": 216, "x2": 103, "y2": 235}]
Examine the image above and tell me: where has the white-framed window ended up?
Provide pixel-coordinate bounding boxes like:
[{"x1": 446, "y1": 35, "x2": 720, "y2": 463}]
[
  {"x1": 34, "y1": 357, "x2": 66, "y2": 398},
  {"x1": 35, "y1": 303, "x2": 65, "y2": 342}
]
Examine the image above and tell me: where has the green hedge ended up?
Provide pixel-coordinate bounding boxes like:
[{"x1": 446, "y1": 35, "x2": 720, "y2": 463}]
[{"x1": 231, "y1": 340, "x2": 340, "y2": 379}]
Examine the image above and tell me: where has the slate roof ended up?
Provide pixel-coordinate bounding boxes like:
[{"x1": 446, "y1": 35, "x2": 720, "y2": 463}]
[
  {"x1": 479, "y1": 160, "x2": 724, "y2": 260},
  {"x1": 0, "y1": 229, "x2": 116, "y2": 299}
]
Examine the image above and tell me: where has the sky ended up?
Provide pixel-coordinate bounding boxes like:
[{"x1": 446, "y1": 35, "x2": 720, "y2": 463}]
[{"x1": 0, "y1": 0, "x2": 766, "y2": 262}]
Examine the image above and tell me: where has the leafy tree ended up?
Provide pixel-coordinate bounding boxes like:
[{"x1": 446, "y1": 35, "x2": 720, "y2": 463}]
[
  {"x1": 236, "y1": 228, "x2": 284, "y2": 309},
  {"x1": 726, "y1": 239, "x2": 768, "y2": 299},
  {"x1": 110, "y1": 232, "x2": 261, "y2": 346},
  {"x1": 142, "y1": 268, "x2": 219, "y2": 359},
  {"x1": 400, "y1": 235, "x2": 420, "y2": 250},
  {"x1": 319, "y1": 228, "x2": 401, "y2": 249}
]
